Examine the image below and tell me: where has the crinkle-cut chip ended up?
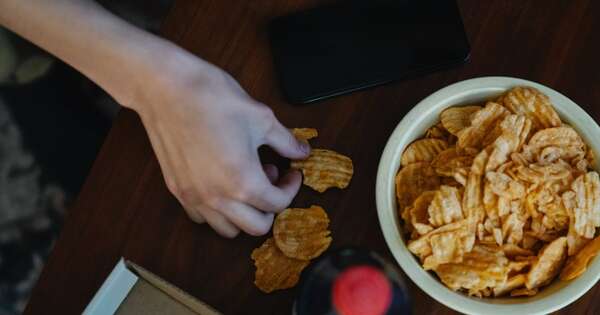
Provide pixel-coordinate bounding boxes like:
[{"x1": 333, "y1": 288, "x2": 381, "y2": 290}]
[
  {"x1": 563, "y1": 190, "x2": 592, "y2": 256},
  {"x1": 401, "y1": 138, "x2": 449, "y2": 166},
  {"x1": 291, "y1": 128, "x2": 318, "y2": 141},
  {"x1": 586, "y1": 147, "x2": 595, "y2": 167},
  {"x1": 425, "y1": 122, "x2": 451, "y2": 140},
  {"x1": 433, "y1": 245, "x2": 509, "y2": 294},
  {"x1": 428, "y1": 185, "x2": 463, "y2": 227},
  {"x1": 395, "y1": 162, "x2": 441, "y2": 213},
  {"x1": 486, "y1": 171, "x2": 526, "y2": 200},
  {"x1": 431, "y1": 147, "x2": 478, "y2": 177},
  {"x1": 516, "y1": 160, "x2": 573, "y2": 185},
  {"x1": 292, "y1": 149, "x2": 353, "y2": 193},
  {"x1": 569, "y1": 172, "x2": 600, "y2": 238},
  {"x1": 539, "y1": 201, "x2": 569, "y2": 231},
  {"x1": 407, "y1": 191, "x2": 437, "y2": 235},
  {"x1": 501, "y1": 86, "x2": 562, "y2": 130},
  {"x1": 494, "y1": 274, "x2": 526, "y2": 297},
  {"x1": 525, "y1": 236, "x2": 567, "y2": 289},
  {"x1": 273, "y1": 206, "x2": 331, "y2": 260},
  {"x1": 502, "y1": 244, "x2": 535, "y2": 258},
  {"x1": 560, "y1": 235, "x2": 600, "y2": 281},
  {"x1": 463, "y1": 150, "x2": 490, "y2": 225},
  {"x1": 251, "y1": 238, "x2": 310, "y2": 293},
  {"x1": 510, "y1": 287, "x2": 538, "y2": 297},
  {"x1": 486, "y1": 115, "x2": 533, "y2": 172},
  {"x1": 457, "y1": 102, "x2": 510, "y2": 149},
  {"x1": 423, "y1": 228, "x2": 467, "y2": 270},
  {"x1": 408, "y1": 219, "x2": 473, "y2": 259},
  {"x1": 407, "y1": 236, "x2": 432, "y2": 260},
  {"x1": 502, "y1": 213, "x2": 525, "y2": 245},
  {"x1": 440, "y1": 105, "x2": 482, "y2": 136},
  {"x1": 483, "y1": 182, "x2": 499, "y2": 221},
  {"x1": 527, "y1": 126, "x2": 585, "y2": 152},
  {"x1": 493, "y1": 228, "x2": 503, "y2": 246}
]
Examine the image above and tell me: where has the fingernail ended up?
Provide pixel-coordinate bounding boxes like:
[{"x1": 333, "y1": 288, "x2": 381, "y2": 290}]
[{"x1": 299, "y1": 140, "x2": 311, "y2": 155}]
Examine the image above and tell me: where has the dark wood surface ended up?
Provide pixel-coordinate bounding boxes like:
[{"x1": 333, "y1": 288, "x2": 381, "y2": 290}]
[{"x1": 24, "y1": 0, "x2": 600, "y2": 314}]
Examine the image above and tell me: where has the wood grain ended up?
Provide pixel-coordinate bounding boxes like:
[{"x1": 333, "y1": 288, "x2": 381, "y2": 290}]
[{"x1": 24, "y1": 0, "x2": 600, "y2": 314}]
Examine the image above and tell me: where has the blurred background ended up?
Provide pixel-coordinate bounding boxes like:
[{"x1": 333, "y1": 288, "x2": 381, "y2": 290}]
[{"x1": 0, "y1": 1, "x2": 173, "y2": 314}]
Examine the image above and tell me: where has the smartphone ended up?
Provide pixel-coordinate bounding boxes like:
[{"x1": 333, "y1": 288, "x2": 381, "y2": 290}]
[{"x1": 269, "y1": 0, "x2": 470, "y2": 104}]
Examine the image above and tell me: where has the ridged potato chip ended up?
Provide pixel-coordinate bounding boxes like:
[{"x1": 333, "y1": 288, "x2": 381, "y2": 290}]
[
  {"x1": 428, "y1": 185, "x2": 464, "y2": 227},
  {"x1": 486, "y1": 115, "x2": 532, "y2": 172},
  {"x1": 457, "y1": 102, "x2": 510, "y2": 149},
  {"x1": 401, "y1": 138, "x2": 449, "y2": 166},
  {"x1": 433, "y1": 245, "x2": 509, "y2": 295},
  {"x1": 395, "y1": 162, "x2": 441, "y2": 214},
  {"x1": 404, "y1": 191, "x2": 437, "y2": 235},
  {"x1": 292, "y1": 149, "x2": 353, "y2": 193},
  {"x1": 569, "y1": 172, "x2": 600, "y2": 238},
  {"x1": 431, "y1": 147, "x2": 478, "y2": 177},
  {"x1": 501, "y1": 86, "x2": 561, "y2": 130},
  {"x1": 463, "y1": 149, "x2": 490, "y2": 224},
  {"x1": 526, "y1": 126, "x2": 586, "y2": 158},
  {"x1": 560, "y1": 235, "x2": 600, "y2": 281},
  {"x1": 440, "y1": 105, "x2": 482, "y2": 136},
  {"x1": 493, "y1": 274, "x2": 526, "y2": 297},
  {"x1": 525, "y1": 236, "x2": 567, "y2": 289},
  {"x1": 273, "y1": 205, "x2": 331, "y2": 260},
  {"x1": 251, "y1": 238, "x2": 310, "y2": 293},
  {"x1": 425, "y1": 122, "x2": 452, "y2": 141},
  {"x1": 291, "y1": 128, "x2": 318, "y2": 141}
]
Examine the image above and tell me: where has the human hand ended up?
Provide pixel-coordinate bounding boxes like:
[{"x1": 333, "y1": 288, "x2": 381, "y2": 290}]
[{"x1": 130, "y1": 51, "x2": 310, "y2": 238}]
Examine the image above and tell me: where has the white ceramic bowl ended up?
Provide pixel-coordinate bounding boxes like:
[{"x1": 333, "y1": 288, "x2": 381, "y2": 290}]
[{"x1": 375, "y1": 77, "x2": 600, "y2": 315}]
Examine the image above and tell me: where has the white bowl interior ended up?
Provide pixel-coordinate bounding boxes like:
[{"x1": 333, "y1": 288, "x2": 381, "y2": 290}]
[{"x1": 375, "y1": 77, "x2": 600, "y2": 315}]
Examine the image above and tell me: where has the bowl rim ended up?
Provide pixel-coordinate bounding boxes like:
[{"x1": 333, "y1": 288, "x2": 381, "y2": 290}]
[{"x1": 375, "y1": 76, "x2": 600, "y2": 315}]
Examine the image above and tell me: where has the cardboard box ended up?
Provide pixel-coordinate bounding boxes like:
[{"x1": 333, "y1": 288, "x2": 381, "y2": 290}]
[{"x1": 83, "y1": 258, "x2": 222, "y2": 315}]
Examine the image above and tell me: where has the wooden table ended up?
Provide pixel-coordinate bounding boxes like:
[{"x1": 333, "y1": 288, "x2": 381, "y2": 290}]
[{"x1": 24, "y1": 0, "x2": 600, "y2": 314}]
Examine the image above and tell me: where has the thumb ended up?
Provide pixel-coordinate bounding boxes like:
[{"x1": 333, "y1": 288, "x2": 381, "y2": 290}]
[{"x1": 264, "y1": 120, "x2": 311, "y2": 160}]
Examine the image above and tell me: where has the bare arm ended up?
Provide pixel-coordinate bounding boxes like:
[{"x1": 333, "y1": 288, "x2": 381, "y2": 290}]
[{"x1": 0, "y1": 0, "x2": 310, "y2": 237}]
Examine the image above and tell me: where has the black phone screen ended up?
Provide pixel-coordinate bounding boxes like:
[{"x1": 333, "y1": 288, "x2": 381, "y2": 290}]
[{"x1": 269, "y1": 0, "x2": 470, "y2": 104}]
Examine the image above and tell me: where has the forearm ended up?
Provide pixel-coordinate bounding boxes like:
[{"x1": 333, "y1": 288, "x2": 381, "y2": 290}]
[{"x1": 0, "y1": 0, "x2": 189, "y2": 108}]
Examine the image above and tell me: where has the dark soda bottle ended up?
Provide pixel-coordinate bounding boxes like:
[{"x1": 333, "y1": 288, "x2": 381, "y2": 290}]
[{"x1": 294, "y1": 248, "x2": 412, "y2": 315}]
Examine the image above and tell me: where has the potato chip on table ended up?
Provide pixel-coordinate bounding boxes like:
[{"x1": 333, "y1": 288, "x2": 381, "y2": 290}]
[
  {"x1": 273, "y1": 205, "x2": 332, "y2": 260},
  {"x1": 291, "y1": 128, "x2": 318, "y2": 141},
  {"x1": 292, "y1": 149, "x2": 353, "y2": 193},
  {"x1": 251, "y1": 238, "x2": 310, "y2": 293}
]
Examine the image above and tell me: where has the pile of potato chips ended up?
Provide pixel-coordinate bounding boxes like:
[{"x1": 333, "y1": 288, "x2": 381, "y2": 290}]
[
  {"x1": 397, "y1": 86, "x2": 600, "y2": 297},
  {"x1": 251, "y1": 128, "x2": 354, "y2": 293},
  {"x1": 252, "y1": 206, "x2": 332, "y2": 293}
]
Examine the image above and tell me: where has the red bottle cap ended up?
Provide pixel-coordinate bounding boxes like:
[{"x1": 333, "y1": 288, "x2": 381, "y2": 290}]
[{"x1": 332, "y1": 265, "x2": 392, "y2": 315}]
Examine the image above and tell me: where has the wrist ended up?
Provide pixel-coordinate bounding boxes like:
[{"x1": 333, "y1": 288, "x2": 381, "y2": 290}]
[{"x1": 119, "y1": 39, "x2": 217, "y2": 114}]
